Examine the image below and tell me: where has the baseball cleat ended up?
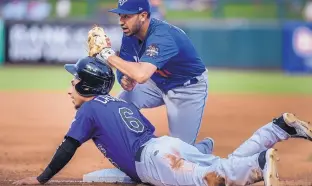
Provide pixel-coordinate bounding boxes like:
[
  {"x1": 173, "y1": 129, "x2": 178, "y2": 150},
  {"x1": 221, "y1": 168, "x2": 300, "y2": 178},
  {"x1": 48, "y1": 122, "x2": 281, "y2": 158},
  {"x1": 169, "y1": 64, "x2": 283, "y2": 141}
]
[
  {"x1": 263, "y1": 148, "x2": 279, "y2": 186},
  {"x1": 283, "y1": 113, "x2": 312, "y2": 140}
]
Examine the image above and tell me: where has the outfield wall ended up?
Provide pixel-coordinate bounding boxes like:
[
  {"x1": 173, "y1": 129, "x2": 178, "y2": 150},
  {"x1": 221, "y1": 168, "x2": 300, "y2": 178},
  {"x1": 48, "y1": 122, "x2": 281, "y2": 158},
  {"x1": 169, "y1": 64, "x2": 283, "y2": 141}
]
[
  {"x1": 180, "y1": 21, "x2": 282, "y2": 68},
  {"x1": 0, "y1": 19, "x2": 4, "y2": 65},
  {"x1": 1, "y1": 19, "x2": 312, "y2": 74},
  {"x1": 282, "y1": 22, "x2": 312, "y2": 73},
  {"x1": 180, "y1": 20, "x2": 312, "y2": 73},
  {"x1": 3, "y1": 20, "x2": 122, "y2": 65}
]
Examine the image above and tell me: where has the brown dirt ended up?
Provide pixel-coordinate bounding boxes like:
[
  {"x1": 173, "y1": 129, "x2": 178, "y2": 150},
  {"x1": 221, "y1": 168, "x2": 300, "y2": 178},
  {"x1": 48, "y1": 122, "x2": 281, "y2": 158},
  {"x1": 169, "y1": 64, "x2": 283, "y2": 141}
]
[{"x1": 0, "y1": 92, "x2": 312, "y2": 186}]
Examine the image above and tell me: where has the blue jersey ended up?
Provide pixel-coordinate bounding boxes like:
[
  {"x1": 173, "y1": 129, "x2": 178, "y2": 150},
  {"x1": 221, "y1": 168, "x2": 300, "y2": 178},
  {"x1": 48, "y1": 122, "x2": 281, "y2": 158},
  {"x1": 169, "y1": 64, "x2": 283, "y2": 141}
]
[
  {"x1": 66, "y1": 95, "x2": 156, "y2": 181},
  {"x1": 117, "y1": 18, "x2": 206, "y2": 93}
]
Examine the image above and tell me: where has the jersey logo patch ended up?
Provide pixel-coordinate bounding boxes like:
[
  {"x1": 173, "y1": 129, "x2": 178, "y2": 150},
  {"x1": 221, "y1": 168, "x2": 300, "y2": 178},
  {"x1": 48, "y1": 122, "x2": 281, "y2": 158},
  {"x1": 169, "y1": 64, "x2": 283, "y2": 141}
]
[
  {"x1": 145, "y1": 44, "x2": 159, "y2": 58},
  {"x1": 119, "y1": 0, "x2": 127, "y2": 6}
]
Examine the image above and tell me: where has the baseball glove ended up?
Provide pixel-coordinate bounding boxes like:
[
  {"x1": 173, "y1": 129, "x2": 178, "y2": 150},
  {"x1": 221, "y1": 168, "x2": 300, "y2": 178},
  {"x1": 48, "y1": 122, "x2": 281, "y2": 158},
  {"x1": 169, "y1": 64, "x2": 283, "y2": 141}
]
[{"x1": 87, "y1": 25, "x2": 112, "y2": 57}]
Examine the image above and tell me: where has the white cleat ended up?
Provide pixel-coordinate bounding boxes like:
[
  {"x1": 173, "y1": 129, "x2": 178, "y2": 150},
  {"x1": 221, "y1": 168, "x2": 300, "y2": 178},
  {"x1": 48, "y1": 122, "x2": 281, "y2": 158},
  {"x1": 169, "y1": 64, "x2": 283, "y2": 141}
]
[
  {"x1": 263, "y1": 148, "x2": 279, "y2": 186},
  {"x1": 283, "y1": 113, "x2": 312, "y2": 140}
]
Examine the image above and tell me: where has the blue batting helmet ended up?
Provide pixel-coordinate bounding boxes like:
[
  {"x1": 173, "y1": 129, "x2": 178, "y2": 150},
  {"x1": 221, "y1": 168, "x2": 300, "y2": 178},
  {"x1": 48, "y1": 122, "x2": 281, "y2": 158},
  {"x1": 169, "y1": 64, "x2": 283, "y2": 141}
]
[{"x1": 64, "y1": 56, "x2": 115, "y2": 97}]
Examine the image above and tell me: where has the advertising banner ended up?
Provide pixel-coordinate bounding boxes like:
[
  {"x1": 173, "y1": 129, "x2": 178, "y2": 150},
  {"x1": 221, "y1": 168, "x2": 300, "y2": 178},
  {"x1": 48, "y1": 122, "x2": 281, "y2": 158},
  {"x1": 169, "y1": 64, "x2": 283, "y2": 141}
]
[
  {"x1": 4, "y1": 20, "x2": 122, "y2": 64},
  {"x1": 283, "y1": 22, "x2": 312, "y2": 73}
]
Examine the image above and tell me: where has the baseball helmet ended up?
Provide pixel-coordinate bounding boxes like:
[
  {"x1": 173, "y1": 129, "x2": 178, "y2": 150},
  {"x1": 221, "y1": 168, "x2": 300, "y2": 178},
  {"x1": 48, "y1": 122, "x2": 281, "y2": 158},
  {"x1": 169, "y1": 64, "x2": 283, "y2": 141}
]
[{"x1": 64, "y1": 56, "x2": 115, "y2": 97}]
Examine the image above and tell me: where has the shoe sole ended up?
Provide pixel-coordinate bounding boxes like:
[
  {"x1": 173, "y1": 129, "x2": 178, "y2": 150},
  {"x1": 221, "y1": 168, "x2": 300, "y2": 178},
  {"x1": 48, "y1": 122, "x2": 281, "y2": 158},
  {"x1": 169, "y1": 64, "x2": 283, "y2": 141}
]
[
  {"x1": 264, "y1": 148, "x2": 280, "y2": 186},
  {"x1": 283, "y1": 113, "x2": 312, "y2": 140}
]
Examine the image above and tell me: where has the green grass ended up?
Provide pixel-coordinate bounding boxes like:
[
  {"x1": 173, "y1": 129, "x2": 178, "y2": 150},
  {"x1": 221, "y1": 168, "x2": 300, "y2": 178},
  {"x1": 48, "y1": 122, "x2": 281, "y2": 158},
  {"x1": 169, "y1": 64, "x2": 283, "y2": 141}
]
[
  {"x1": 46, "y1": 1, "x2": 303, "y2": 20},
  {"x1": 48, "y1": 0, "x2": 116, "y2": 18},
  {"x1": 0, "y1": 66, "x2": 73, "y2": 90},
  {"x1": 166, "y1": 10, "x2": 212, "y2": 20},
  {"x1": 166, "y1": 4, "x2": 279, "y2": 20},
  {"x1": 223, "y1": 4, "x2": 278, "y2": 19},
  {"x1": 208, "y1": 70, "x2": 312, "y2": 95},
  {"x1": 0, "y1": 66, "x2": 122, "y2": 92},
  {"x1": 0, "y1": 66, "x2": 311, "y2": 94}
]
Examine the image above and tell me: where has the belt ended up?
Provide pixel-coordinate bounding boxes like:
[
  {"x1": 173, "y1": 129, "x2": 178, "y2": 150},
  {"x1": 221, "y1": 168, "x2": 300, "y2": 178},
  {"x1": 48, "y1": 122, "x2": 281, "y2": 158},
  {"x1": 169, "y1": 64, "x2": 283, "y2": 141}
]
[
  {"x1": 135, "y1": 145, "x2": 145, "y2": 162},
  {"x1": 183, "y1": 77, "x2": 199, "y2": 86}
]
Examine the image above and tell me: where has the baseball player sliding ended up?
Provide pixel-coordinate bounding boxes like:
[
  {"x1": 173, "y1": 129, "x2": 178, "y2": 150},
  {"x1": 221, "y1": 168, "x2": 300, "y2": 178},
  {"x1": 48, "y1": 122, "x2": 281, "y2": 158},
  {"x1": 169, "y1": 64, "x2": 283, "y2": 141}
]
[
  {"x1": 96, "y1": 0, "x2": 211, "y2": 154},
  {"x1": 14, "y1": 56, "x2": 312, "y2": 186}
]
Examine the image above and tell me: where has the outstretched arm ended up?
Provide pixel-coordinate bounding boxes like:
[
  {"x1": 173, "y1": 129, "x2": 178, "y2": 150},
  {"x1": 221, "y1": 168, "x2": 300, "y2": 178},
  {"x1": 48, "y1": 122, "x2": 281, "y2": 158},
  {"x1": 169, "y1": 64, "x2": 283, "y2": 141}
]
[
  {"x1": 13, "y1": 136, "x2": 80, "y2": 185},
  {"x1": 87, "y1": 26, "x2": 157, "y2": 84},
  {"x1": 104, "y1": 53, "x2": 157, "y2": 84}
]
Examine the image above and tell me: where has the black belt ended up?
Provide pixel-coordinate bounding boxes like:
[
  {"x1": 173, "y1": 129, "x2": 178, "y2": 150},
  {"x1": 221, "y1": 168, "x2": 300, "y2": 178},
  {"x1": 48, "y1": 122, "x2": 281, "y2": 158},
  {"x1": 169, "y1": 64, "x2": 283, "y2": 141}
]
[
  {"x1": 182, "y1": 77, "x2": 199, "y2": 86},
  {"x1": 189, "y1": 77, "x2": 199, "y2": 85},
  {"x1": 135, "y1": 145, "x2": 145, "y2": 162}
]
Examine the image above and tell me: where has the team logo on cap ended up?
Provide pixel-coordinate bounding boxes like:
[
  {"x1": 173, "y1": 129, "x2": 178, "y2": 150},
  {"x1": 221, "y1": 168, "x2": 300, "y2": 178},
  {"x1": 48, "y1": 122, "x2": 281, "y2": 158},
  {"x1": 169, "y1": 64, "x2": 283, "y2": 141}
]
[
  {"x1": 119, "y1": 0, "x2": 127, "y2": 6},
  {"x1": 145, "y1": 44, "x2": 159, "y2": 58}
]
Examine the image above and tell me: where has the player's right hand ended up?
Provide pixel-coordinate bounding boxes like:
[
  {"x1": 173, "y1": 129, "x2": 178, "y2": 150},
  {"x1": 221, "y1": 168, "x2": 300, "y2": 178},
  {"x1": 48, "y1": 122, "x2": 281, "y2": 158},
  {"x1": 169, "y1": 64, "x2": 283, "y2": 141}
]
[
  {"x1": 13, "y1": 177, "x2": 40, "y2": 185},
  {"x1": 121, "y1": 75, "x2": 137, "y2": 91}
]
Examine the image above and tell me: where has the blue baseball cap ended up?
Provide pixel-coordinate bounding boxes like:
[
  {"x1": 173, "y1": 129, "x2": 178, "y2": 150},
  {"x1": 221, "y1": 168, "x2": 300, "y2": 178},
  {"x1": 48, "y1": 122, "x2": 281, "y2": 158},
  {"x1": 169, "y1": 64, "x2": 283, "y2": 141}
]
[{"x1": 109, "y1": 0, "x2": 151, "y2": 15}]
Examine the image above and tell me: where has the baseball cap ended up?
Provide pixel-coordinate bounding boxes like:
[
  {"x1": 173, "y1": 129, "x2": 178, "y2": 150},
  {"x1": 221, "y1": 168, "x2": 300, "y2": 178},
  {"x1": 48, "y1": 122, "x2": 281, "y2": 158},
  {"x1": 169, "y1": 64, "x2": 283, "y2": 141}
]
[{"x1": 109, "y1": 0, "x2": 151, "y2": 15}]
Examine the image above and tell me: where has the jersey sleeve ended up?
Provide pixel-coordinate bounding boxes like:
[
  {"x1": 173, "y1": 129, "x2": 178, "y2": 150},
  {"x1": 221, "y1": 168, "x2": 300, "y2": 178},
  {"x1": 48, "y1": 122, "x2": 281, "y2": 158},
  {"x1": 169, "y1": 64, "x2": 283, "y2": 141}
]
[
  {"x1": 140, "y1": 33, "x2": 179, "y2": 69},
  {"x1": 66, "y1": 103, "x2": 94, "y2": 144}
]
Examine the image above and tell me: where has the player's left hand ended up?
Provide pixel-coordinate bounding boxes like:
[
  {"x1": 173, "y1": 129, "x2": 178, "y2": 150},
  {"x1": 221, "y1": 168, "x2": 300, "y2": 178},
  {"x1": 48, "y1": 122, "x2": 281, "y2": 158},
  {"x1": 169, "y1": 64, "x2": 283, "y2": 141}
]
[
  {"x1": 13, "y1": 177, "x2": 40, "y2": 185},
  {"x1": 121, "y1": 75, "x2": 137, "y2": 91},
  {"x1": 87, "y1": 25, "x2": 112, "y2": 57}
]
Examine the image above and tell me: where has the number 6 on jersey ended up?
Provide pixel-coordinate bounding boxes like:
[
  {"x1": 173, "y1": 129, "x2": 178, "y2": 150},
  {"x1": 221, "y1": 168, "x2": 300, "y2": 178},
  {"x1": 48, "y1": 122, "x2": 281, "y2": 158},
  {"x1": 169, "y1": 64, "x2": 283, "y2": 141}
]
[{"x1": 119, "y1": 107, "x2": 144, "y2": 133}]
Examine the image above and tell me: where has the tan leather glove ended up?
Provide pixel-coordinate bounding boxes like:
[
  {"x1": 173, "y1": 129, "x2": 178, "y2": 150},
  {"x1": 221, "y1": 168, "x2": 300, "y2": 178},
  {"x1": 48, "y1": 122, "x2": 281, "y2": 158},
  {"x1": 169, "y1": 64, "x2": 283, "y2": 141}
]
[{"x1": 87, "y1": 25, "x2": 112, "y2": 57}]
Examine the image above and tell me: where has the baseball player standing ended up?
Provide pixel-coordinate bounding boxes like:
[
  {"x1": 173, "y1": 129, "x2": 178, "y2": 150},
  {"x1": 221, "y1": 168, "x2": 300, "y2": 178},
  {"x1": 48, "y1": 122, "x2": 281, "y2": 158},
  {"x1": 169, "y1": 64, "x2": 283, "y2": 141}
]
[
  {"x1": 92, "y1": 0, "x2": 211, "y2": 154},
  {"x1": 13, "y1": 57, "x2": 312, "y2": 186}
]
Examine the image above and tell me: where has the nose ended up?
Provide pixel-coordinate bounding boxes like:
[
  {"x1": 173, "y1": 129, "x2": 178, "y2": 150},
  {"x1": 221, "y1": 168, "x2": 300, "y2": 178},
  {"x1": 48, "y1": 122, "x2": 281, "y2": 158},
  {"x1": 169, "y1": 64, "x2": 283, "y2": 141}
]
[
  {"x1": 119, "y1": 17, "x2": 124, "y2": 26},
  {"x1": 67, "y1": 86, "x2": 73, "y2": 96}
]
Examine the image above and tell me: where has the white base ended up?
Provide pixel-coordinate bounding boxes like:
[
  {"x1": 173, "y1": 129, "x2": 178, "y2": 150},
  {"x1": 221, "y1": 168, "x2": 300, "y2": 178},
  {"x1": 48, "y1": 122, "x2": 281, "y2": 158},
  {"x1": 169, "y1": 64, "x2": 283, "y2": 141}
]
[{"x1": 83, "y1": 168, "x2": 135, "y2": 183}]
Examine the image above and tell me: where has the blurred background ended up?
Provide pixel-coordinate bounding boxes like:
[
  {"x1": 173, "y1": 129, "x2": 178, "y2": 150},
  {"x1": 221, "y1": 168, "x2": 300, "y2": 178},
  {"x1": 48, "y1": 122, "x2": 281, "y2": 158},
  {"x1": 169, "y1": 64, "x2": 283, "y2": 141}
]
[{"x1": 0, "y1": 0, "x2": 311, "y2": 93}]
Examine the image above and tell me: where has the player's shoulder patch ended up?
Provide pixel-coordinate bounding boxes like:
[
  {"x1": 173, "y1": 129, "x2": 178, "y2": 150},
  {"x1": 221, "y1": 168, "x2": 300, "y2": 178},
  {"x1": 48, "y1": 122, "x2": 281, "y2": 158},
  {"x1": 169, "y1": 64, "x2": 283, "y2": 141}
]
[{"x1": 145, "y1": 44, "x2": 159, "y2": 58}]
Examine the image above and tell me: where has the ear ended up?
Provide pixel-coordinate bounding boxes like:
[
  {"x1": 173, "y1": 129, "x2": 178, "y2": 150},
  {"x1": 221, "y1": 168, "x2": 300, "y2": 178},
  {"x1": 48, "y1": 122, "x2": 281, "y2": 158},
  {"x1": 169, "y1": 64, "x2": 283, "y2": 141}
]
[
  {"x1": 140, "y1": 12, "x2": 148, "y2": 22},
  {"x1": 140, "y1": 15, "x2": 145, "y2": 22}
]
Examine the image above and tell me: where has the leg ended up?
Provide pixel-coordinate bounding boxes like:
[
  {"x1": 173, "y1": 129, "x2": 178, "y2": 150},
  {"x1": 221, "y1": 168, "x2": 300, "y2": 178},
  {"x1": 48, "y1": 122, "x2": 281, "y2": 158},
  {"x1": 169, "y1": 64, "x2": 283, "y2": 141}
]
[
  {"x1": 230, "y1": 123, "x2": 287, "y2": 158},
  {"x1": 135, "y1": 136, "x2": 218, "y2": 186},
  {"x1": 119, "y1": 75, "x2": 212, "y2": 154},
  {"x1": 136, "y1": 136, "x2": 273, "y2": 186},
  {"x1": 164, "y1": 71, "x2": 209, "y2": 153},
  {"x1": 221, "y1": 113, "x2": 312, "y2": 185},
  {"x1": 231, "y1": 113, "x2": 312, "y2": 157},
  {"x1": 136, "y1": 113, "x2": 311, "y2": 186},
  {"x1": 117, "y1": 79, "x2": 164, "y2": 109},
  {"x1": 211, "y1": 149, "x2": 279, "y2": 186}
]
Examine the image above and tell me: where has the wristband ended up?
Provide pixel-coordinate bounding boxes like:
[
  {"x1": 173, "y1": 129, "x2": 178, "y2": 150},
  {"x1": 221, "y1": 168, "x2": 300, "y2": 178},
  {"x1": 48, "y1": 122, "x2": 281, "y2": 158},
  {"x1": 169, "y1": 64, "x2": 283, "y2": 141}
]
[{"x1": 100, "y1": 48, "x2": 116, "y2": 61}]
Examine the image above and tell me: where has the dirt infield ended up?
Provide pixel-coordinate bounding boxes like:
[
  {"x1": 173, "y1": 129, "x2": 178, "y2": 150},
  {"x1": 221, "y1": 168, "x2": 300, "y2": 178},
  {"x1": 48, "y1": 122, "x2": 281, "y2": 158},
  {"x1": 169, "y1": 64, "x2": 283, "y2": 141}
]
[{"x1": 0, "y1": 92, "x2": 312, "y2": 186}]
